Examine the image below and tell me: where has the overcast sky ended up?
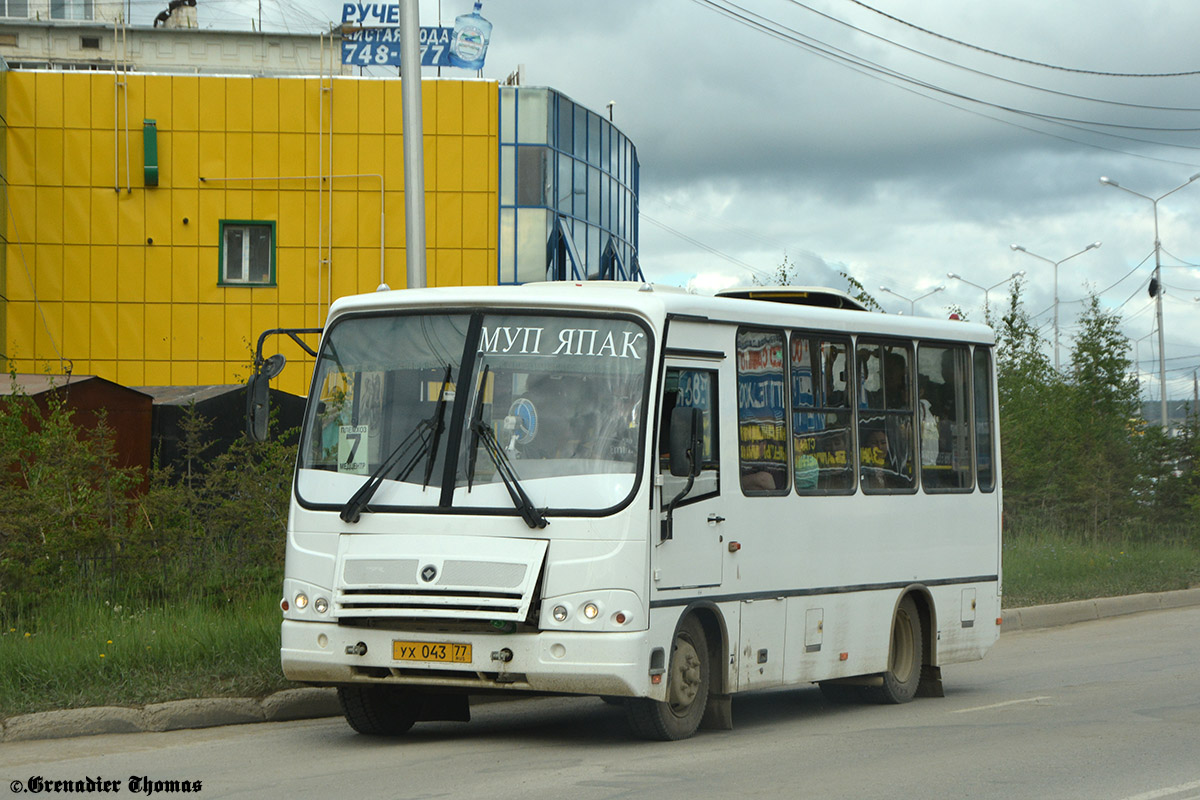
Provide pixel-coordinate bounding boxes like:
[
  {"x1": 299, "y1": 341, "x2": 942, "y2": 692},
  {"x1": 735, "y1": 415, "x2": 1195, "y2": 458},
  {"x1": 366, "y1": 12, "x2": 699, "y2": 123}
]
[{"x1": 204, "y1": 0, "x2": 1200, "y2": 401}]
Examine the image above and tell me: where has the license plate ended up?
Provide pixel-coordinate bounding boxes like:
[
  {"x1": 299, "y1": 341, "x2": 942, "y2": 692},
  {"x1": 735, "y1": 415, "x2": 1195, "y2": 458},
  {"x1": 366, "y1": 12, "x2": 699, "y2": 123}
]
[{"x1": 392, "y1": 640, "x2": 472, "y2": 664}]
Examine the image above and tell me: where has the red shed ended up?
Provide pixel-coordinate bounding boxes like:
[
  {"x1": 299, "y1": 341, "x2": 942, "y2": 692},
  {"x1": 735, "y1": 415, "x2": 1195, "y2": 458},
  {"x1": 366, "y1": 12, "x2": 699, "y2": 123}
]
[{"x1": 1, "y1": 374, "x2": 153, "y2": 484}]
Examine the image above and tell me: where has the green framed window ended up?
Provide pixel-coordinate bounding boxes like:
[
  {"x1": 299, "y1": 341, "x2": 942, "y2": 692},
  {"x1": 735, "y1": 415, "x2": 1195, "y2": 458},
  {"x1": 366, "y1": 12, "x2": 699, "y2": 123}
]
[{"x1": 218, "y1": 220, "x2": 276, "y2": 286}]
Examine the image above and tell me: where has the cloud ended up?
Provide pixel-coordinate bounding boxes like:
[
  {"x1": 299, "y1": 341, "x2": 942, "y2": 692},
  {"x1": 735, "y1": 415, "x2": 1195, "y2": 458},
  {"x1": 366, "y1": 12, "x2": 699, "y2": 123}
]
[{"x1": 281, "y1": 0, "x2": 1200, "y2": 396}]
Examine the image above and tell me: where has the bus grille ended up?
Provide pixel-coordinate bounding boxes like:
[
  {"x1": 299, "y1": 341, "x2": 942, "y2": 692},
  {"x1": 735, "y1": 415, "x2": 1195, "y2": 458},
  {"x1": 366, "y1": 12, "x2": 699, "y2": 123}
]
[
  {"x1": 336, "y1": 588, "x2": 525, "y2": 619},
  {"x1": 335, "y1": 556, "x2": 539, "y2": 622}
]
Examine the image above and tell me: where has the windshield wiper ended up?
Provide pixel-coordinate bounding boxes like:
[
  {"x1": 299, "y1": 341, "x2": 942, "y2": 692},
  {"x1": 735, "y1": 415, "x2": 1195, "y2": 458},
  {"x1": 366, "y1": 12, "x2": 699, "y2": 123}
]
[
  {"x1": 471, "y1": 415, "x2": 548, "y2": 529},
  {"x1": 465, "y1": 366, "x2": 490, "y2": 490},
  {"x1": 339, "y1": 364, "x2": 453, "y2": 523},
  {"x1": 422, "y1": 364, "x2": 454, "y2": 489}
]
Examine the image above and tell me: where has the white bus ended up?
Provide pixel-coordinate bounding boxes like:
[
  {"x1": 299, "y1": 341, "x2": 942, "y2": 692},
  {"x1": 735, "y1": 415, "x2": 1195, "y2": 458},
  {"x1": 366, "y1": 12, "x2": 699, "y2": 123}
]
[{"x1": 248, "y1": 281, "x2": 1002, "y2": 741}]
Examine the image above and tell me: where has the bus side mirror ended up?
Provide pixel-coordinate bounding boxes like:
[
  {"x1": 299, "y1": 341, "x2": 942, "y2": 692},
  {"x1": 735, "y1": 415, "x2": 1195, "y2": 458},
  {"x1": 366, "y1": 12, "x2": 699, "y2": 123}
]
[
  {"x1": 246, "y1": 353, "x2": 286, "y2": 442},
  {"x1": 668, "y1": 406, "x2": 703, "y2": 478}
]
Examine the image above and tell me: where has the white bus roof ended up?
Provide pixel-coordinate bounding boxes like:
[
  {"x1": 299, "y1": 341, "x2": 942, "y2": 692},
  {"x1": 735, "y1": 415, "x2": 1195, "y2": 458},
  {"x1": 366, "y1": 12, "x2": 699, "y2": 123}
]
[{"x1": 325, "y1": 282, "x2": 995, "y2": 345}]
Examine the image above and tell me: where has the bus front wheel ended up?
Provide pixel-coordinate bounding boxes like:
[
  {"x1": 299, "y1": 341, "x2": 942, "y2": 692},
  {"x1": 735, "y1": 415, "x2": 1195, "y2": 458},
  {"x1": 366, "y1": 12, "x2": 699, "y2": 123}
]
[
  {"x1": 870, "y1": 595, "x2": 923, "y2": 704},
  {"x1": 626, "y1": 616, "x2": 710, "y2": 740},
  {"x1": 338, "y1": 685, "x2": 418, "y2": 735}
]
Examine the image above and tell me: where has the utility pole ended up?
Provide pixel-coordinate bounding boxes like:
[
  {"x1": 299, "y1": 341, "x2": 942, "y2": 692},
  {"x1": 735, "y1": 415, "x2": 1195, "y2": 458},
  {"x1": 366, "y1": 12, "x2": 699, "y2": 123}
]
[
  {"x1": 1101, "y1": 172, "x2": 1200, "y2": 430},
  {"x1": 399, "y1": 0, "x2": 427, "y2": 288}
]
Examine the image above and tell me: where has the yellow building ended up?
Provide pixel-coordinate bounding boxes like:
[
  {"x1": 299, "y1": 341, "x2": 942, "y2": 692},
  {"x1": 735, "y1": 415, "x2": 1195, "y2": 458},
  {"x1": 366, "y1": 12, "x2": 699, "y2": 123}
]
[{"x1": 1, "y1": 71, "x2": 500, "y2": 395}]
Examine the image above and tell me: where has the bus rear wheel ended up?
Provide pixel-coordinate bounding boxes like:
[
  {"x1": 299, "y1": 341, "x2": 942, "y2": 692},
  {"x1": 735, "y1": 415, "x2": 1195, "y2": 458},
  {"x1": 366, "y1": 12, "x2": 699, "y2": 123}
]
[
  {"x1": 338, "y1": 685, "x2": 418, "y2": 735},
  {"x1": 869, "y1": 595, "x2": 923, "y2": 704},
  {"x1": 626, "y1": 616, "x2": 709, "y2": 740}
]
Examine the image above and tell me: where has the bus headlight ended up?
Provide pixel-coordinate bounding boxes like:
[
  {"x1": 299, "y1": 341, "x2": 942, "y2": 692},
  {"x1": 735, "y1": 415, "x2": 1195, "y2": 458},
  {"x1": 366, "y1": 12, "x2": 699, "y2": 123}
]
[
  {"x1": 541, "y1": 591, "x2": 640, "y2": 631},
  {"x1": 294, "y1": 592, "x2": 309, "y2": 610},
  {"x1": 314, "y1": 597, "x2": 329, "y2": 614}
]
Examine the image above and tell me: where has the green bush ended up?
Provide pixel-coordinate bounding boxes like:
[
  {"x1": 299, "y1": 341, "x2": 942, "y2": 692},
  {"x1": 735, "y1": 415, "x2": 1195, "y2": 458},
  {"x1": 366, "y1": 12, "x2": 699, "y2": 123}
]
[
  {"x1": 0, "y1": 382, "x2": 296, "y2": 623},
  {"x1": 0, "y1": 387, "x2": 139, "y2": 607}
]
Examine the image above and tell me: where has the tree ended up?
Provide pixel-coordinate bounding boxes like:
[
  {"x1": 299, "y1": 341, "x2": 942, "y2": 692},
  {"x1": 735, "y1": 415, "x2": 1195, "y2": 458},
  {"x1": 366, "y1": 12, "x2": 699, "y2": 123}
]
[
  {"x1": 994, "y1": 277, "x2": 1068, "y2": 525},
  {"x1": 998, "y1": 288, "x2": 1150, "y2": 536},
  {"x1": 753, "y1": 254, "x2": 798, "y2": 287},
  {"x1": 1069, "y1": 295, "x2": 1140, "y2": 421},
  {"x1": 839, "y1": 271, "x2": 882, "y2": 312},
  {"x1": 1060, "y1": 294, "x2": 1141, "y2": 534}
]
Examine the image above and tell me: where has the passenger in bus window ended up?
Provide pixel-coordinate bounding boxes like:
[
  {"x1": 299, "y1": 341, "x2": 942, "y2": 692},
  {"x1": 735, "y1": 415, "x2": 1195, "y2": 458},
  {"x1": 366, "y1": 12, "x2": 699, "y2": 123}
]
[
  {"x1": 884, "y1": 351, "x2": 910, "y2": 409},
  {"x1": 820, "y1": 426, "x2": 853, "y2": 490},
  {"x1": 918, "y1": 389, "x2": 940, "y2": 468},
  {"x1": 793, "y1": 433, "x2": 819, "y2": 490},
  {"x1": 741, "y1": 469, "x2": 778, "y2": 492}
]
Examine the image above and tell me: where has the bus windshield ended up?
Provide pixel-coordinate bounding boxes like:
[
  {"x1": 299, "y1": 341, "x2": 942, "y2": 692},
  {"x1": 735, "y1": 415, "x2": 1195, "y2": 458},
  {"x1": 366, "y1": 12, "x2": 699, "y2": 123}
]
[{"x1": 296, "y1": 311, "x2": 651, "y2": 515}]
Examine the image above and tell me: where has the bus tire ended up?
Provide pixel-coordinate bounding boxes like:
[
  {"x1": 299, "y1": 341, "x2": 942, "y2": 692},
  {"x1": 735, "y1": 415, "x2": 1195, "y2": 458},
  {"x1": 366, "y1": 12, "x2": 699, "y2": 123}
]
[
  {"x1": 626, "y1": 616, "x2": 709, "y2": 740},
  {"x1": 337, "y1": 685, "x2": 418, "y2": 736},
  {"x1": 870, "y1": 595, "x2": 923, "y2": 704}
]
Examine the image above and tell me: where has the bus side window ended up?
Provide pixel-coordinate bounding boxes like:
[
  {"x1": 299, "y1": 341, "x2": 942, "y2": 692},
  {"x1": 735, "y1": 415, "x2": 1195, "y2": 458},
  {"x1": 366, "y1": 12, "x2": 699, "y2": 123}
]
[
  {"x1": 792, "y1": 332, "x2": 854, "y2": 494},
  {"x1": 737, "y1": 328, "x2": 789, "y2": 495},
  {"x1": 973, "y1": 347, "x2": 996, "y2": 491},
  {"x1": 661, "y1": 368, "x2": 720, "y2": 497},
  {"x1": 918, "y1": 343, "x2": 973, "y2": 491},
  {"x1": 857, "y1": 341, "x2": 916, "y2": 492}
]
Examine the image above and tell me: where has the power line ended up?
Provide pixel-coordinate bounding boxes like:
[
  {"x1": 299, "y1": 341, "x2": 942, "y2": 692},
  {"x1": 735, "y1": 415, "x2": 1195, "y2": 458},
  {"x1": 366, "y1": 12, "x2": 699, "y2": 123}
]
[
  {"x1": 641, "y1": 213, "x2": 773, "y2": 279},
  {"x1": 840, "y1": 0, "x2": 1200, "y2": 78},
  {"x1": 645, "y1": 197, "x2": 796, "y2": 251},
  {"x1": 1114, "y1": 280, "x2": 1149, "y2": 311},
  {"x1": 689, "y1": 0, "x2": 1200, "y2": 169},
  {"x1": 1056, "y1": 252, "x2": 1154, "y2": 306},
  {"x1": 1123, "y1": 301, "x2": 1155, "y2": 323},
  {"x1": 1159, "y1": 247, "x2": 1200, "y2": 268},
  {"x1": 787, "y1": 0, "x2": 1200, "y2": 117}
]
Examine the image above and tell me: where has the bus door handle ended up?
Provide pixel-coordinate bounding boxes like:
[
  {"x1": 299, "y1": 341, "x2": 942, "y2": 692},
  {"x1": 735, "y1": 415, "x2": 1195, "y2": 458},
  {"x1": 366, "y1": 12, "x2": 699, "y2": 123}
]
[{"x1": 707, "y1": 514, "x2": 726, "y2": 524}]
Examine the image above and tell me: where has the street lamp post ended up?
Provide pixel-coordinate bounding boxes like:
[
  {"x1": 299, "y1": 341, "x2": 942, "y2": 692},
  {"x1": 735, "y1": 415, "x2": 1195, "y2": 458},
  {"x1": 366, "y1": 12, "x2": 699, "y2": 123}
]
[
  {"x1": 1100, "y1": 171, "x2": 1200, "y2": 430},
  {"x1": 946, "y1": 271, "x2": 1025, "y2": 318},
  {"x1": 1134, "y1": 329, "x2": 1156, "y2": 397},
  {"x1": 1009, "y1": 241, "x2": 1101, "y2": 372},
  {"x1": 879, "y1": 284, "x2": 945, "y2": 316}
]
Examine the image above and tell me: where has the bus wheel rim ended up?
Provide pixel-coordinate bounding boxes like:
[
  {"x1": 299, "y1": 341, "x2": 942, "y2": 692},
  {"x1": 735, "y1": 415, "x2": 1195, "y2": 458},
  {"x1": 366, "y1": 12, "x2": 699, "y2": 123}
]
[{"x1": 668, "y1": 636, "x2": 702, "y2": 713}]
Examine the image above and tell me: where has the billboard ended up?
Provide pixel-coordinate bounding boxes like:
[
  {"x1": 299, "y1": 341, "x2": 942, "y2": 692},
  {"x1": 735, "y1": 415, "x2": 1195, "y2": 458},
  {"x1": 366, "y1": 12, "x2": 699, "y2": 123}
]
[{"x1": 340, "y1": 3, "x2": 491, "y2": 69}]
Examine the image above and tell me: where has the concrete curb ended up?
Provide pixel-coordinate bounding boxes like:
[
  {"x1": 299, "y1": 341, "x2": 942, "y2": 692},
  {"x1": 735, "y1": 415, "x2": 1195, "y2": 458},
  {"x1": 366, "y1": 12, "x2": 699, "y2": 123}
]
[
  {"x1": 1, "y1": 688, "x2": 342, "y2": 743},
  {"x1": 998, "y1": 587, "x2": 1200, "y2": 633},
  {"x1": 5, "y1": 588, "x2": 1200, "y2": 743}
]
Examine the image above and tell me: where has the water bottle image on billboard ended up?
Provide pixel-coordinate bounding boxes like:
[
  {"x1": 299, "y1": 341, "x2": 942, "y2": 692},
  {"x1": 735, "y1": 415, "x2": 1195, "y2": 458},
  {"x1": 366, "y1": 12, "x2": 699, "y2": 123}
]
[{"x1": 449, "y1": 1, "x2": 491, "y2": 70}]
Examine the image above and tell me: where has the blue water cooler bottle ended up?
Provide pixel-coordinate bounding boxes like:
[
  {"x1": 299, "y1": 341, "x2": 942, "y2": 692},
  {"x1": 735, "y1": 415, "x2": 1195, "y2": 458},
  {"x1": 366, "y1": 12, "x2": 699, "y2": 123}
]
[{"x1": 449, "y1": 1, "x2": 492, "y2": 70}]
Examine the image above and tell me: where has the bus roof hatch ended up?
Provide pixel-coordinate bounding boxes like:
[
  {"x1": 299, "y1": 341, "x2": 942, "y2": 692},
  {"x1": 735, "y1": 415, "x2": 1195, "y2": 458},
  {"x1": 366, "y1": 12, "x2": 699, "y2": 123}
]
[{"x1": 715, "y1": 286, "x2": 869, "y2": 311}]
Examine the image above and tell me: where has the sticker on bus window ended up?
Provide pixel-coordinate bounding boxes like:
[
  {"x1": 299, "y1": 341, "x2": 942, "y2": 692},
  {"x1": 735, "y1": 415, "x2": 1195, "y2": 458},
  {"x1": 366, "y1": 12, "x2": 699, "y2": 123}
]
[
  {"x1": 506, "y1": 398, "x2": 538, "y2": 444},
  {"x1": 338, "y1": 425, "x2": 369, "y2": 475}
]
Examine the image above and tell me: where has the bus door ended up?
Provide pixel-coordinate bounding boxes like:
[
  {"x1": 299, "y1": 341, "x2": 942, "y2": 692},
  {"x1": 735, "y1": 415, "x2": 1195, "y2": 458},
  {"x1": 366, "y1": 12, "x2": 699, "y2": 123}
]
[{"x1": 654, "y1": 357, "x2": 724, "y2": 590}]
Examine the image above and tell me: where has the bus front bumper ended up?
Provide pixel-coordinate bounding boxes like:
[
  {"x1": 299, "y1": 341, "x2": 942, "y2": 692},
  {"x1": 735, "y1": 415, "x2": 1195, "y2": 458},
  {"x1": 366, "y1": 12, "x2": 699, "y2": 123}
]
[{"x1": 280, "y1": 619, "x2": 664, "y2": 700}]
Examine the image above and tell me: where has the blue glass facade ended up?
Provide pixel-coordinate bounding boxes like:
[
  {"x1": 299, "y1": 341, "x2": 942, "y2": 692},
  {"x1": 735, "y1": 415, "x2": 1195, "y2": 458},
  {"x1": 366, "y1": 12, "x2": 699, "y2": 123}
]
[{"x1": 498, "y1": 87, "x2": 641, "y2": 284}]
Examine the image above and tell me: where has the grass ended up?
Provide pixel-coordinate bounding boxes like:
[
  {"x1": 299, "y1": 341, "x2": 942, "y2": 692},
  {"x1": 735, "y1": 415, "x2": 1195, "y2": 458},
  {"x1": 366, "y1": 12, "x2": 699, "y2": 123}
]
[
  {"x1": 1002, "y1": 529, "x2": 1200, "y2": 608},
  {"x1": 0, "y1": 591, "x2": 295, "y2": 718},
  {"x1": 3, "y1": 531, "x2": 1199, "y2": 719}
]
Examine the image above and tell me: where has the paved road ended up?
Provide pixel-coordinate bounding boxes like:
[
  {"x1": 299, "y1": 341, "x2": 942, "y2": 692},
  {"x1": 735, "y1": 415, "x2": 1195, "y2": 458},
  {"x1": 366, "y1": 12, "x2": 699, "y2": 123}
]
[{"x1": 3, "y1": 606, "x2": 1199, "y2": 800}]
